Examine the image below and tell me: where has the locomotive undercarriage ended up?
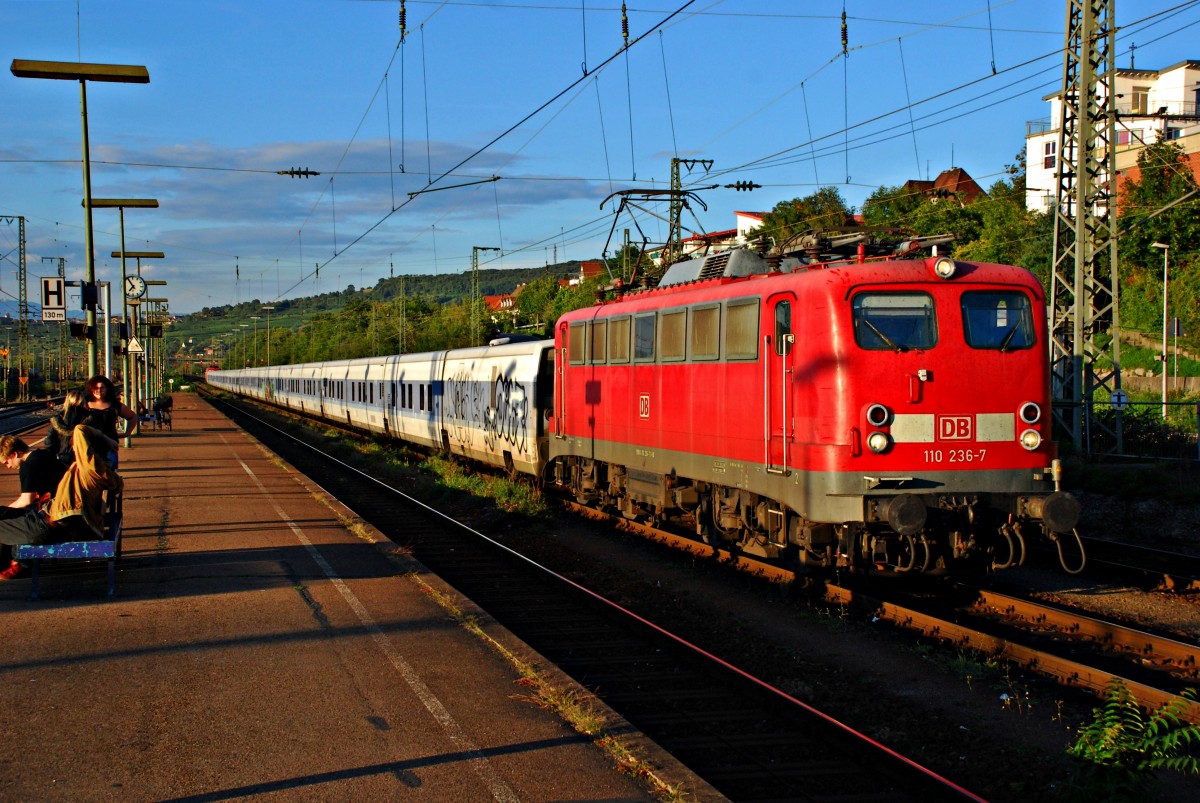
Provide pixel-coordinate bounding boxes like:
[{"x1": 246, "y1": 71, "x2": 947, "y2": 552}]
[{"x1": 557, "y1": 456, "x2": 1081, "y2": 576}]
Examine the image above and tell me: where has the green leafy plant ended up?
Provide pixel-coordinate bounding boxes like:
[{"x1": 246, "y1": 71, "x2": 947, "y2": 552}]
[{"x1": 1067, "y1": 680, "x2": 1200, "y2": 798}]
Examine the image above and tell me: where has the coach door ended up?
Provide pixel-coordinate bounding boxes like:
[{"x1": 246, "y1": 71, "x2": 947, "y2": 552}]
[
  {"x1": 765, "y1": 297, "x2": 794, "y2": 474},
  {"x1": 554, "y1": 322, "x2": 569, "y2": 437}
]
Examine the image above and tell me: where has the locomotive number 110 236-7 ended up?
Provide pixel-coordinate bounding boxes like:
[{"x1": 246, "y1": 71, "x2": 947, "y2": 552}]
[{"x1": 923, "y1": 448, "x2": 987, "y2": 463}]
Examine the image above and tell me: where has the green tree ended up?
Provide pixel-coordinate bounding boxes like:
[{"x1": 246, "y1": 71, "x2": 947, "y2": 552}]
[
  {"x1": 1117, "y1": 140, "x2": 1200, "y2": 335},
  {"x1": 750, "y1": 186, "x2": 852, "y2": 245},
  {"x1": 954, "y1": 175, "x2": 1049, "y2": 280},
  {"x1": 860, "y1": 184, "x2": 924, "y2": 227},
  {"x1": 512, "y1": 274, "x2": 562, "y2": 333},
  {"x1": 605, "y1": 243, "x2": 654, "y2": 283}
]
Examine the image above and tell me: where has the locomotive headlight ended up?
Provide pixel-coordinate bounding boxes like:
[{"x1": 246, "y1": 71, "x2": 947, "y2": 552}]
[
  {"x1": 867, "y1": 431, "x2": 892, "y2": 454},
  {"x1": 1019, "y1": 428, "x2": 1042, "y2": 451},
  {"x1": 1019, "y1": 401, "x2": 1042, "y2": 424},
  {"x1": 932, "y1": 257, "x2": 957, "y2": 279},
  {"x1": 866, "y1": 403, "x2": 891, "y2": 428}
]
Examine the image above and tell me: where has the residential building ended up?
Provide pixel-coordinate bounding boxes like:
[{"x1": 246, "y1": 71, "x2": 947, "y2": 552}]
[
  {"x1": 1025, "y1": 59, "x2": 1200, "y2": 213},
  {"x1": 902, "y1": 167, "x2": 987, "y2": 205}
]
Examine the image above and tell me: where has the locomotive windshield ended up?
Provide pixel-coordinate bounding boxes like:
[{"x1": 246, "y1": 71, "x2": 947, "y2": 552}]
[
  {"x1": 961, "y1": 291, "x2": 1035, "y2": 351},
  {"x1": 852, "y1": 292, "x2": 937, "y2": 352}
]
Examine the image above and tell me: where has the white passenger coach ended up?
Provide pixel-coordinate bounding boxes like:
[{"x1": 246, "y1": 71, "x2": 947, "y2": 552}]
[{"x1": 208, "y1": 337, "x2": 554, "y2": 477}]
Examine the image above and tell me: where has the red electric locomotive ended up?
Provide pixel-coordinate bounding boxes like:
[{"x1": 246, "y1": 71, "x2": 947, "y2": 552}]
[{"x1": 549, "y1": 249, "x2": 1081, "y2": 575}]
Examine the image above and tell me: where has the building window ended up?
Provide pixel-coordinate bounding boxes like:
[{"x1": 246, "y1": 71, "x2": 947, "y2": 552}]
[
  {"x1": 1043, "y1": 141, "x2": 1056, "y2": 170},
  {"x1": 1132, "y1": 86, "x2": 1149, "y2": 115},
  {"x1": 1117, "y1": 130, "x2": 1131, "y2": 146}
]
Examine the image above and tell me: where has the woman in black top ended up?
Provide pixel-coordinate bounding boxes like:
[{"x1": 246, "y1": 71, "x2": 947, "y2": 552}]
[{"x1": 84, "y1": 375, "x2": 137, "y2": 468}]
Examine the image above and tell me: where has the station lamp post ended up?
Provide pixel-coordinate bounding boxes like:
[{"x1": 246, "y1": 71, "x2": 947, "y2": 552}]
[
  {"x1": 112, "y1": 251, "x2": 163, "y2": 430},
  {"x1": 11, "y1": 59, "x2": 150, "y2": 377},
  {"x1": 261, "y1": 305, "x2": 275, "y2": 366},
  {"x1": 1152, "y1": 242, "x2": 1169, "y2": 419},
  {"x1": 92, "y1": 198, "x2": 157, "y2": 440},
  {"x1": 250, "y1": 316, "x2": 261, "y2": 365},
  {"x1": 144, "y1": 282, "x2": 168, "y2": 398},
  {"x1": 143, "y1": 292, "x2": 168, "y2": 400},
  {"x1": 228, "y1": 331, "x2": 239, "y2": 369}
]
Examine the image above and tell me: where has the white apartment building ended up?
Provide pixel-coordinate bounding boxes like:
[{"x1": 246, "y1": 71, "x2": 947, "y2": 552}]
[{"x1": 1025, "y1": 59, "x2": 1200, "y2": 213}]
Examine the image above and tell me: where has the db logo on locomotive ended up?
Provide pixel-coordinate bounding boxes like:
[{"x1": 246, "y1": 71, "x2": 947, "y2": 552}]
[{"x1": 937, "y1": 415, "x2": 973, "y2": 441}]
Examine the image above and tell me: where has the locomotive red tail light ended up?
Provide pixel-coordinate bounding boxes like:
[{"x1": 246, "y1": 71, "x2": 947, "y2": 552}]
[
  {"x1": 866, "y1": 403, "x2": 891, "y2": 428},
  {"x1": 1020, "y1": 428, "x2": 1042, "y2": 451},
  {"x1": 932, "y1": 257, "x2": 957, "y2": 279},
  {"x1": 1019, "y1": 401, "x2": 1042, "y2": 424}
]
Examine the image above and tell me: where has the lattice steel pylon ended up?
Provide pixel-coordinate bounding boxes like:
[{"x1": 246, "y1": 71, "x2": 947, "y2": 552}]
[
  {"x1": 1048, "y1": 0, "x2": 1120, "y2": 453},
  {"x1": 471, "y1": 246, "x2": 499, "y2": 346},
  {"x1": 667, "y1": 158, "x2": 713, "y2": 265},
  {"x1": 1, "y1": 217, "x2": 29, "y2": 401}
]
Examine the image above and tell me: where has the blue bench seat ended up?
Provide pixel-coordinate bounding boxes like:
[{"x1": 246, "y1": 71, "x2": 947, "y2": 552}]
[{"x1": 16, "y1": 498, "x2": 123, "y2": 599}]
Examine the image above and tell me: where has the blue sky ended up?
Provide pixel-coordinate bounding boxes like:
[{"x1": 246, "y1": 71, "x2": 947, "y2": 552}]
[{"x1": 0, "y1": 1, "x2": 1195, "y2": 314}]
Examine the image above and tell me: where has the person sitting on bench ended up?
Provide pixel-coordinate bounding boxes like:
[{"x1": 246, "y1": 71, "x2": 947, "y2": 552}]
[
  {"x1": 0, "y1": 435, "x2": 68, "y2": 580},
  {"x1": 0, "y1": 426, "x2": 123, "y2": 570}
]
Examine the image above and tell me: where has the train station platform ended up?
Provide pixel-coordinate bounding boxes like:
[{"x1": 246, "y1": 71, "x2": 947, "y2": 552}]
[{"x1": 0, "y1": 392, "x2": 708, "y2": 801}]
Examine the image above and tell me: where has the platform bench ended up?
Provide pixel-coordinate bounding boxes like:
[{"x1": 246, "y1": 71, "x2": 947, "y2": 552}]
[{"x1": 16, "y1": 495, "x2": 123, "y2": 599}]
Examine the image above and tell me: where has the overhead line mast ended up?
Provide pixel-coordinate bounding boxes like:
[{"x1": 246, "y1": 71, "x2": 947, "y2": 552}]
[{"x1": 1048, "y1": 0, "x2": 1120, "y2": 454}]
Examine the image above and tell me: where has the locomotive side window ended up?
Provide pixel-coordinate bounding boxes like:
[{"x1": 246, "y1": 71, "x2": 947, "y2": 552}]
[
  {"x1": 590, "y1": 320, "x2": 607, "y2": 364},
  {"x1": 725, "y1": 299, "x2": 760, "y2": 360},
  {"x1": 852, "y1": 293, "x2": 937, "y2": 351},
  {"x1": 609, "y1": 317, "x2": 630, "y2": 363},
  {"x1": 634, "y1": 314, "x2": 655, "y2": 361},
  {"x1": 774, "y1": 302, "x2": 792, "y2": 356},
  {"x1": 961, "y1": 291, "x2": 1035, "y2": 351},
  {"x1": 660, "y1": 310, "x2": 686, "y2": 362},
  {"x1": 568, "y1": 322, "x2": 587, "y2": 365},
  {"x1": 690, "y1": 305, "x2": 720, "y2": 360}
]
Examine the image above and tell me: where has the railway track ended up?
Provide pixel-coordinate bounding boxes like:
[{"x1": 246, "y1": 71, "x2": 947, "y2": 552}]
[
  {"x1": 1076, "y1": 537, "x2": 1200, "y2": 591},
  {"x1": 209, "y1": 391, "x2": 981, "y2": 802},
  {"x1": 0, "y1": 398, "x2": 60, "y2": 436},
  {"x1": 577, "y1": 500, "x2": 1200, "y2": 721}
]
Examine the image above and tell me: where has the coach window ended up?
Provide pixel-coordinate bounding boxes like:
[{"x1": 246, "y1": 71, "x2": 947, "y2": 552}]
[
  {"x1": 725, "y1": 299, "x2": 760, "y2": 360},
  {"x1": 608, "y1": 316, "x2": 630, "y2": 363},
  {"x1": 590, "y1": 320, "x2": 607, "y2": 364},
  {"x1": 660, "y1": 310, "x2": 686, "y2": 362},
  {"x1": 634, "y1": 314, "x2": 655, "y2": 361},
  {"x1": 773, "y1": 302, "x2": 792, "y2": 356},
  {"x1": 690, "y1": 305, "x2": 720, "y2": 361},
  {"x1": 852, "y1": 292, "x2": 937, "y2": 351},
  {"x1": 569, "y1": 322, "x2": 587, "y2": 365},
  {"x1": 961, "y1": 291, "x2": 1035, "y2": 351}
]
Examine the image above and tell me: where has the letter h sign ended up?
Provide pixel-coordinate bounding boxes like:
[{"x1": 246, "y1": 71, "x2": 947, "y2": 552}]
[{"x1": 41, "y1": 277, "x2": 66, "y2": 322}]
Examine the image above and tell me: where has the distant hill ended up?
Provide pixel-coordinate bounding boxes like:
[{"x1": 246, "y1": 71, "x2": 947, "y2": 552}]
[
  {"x1": 166, "y1": 262, "x2": 590, "y2": 364},
  {"x1": 190, "y1": 262, "x2": 583, "y2": 321}
]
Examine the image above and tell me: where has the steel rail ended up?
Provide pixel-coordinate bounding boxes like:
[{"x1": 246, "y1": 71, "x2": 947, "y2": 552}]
[{"x1": 566, "y1": 501, "x2": 1200, "y2": 722}]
